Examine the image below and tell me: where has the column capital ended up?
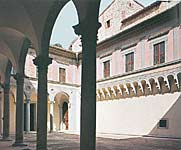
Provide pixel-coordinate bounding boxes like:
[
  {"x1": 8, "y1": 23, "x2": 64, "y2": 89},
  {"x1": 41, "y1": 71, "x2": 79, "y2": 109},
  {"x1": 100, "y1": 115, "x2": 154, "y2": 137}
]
[
  {"x1": 50, "y1": 100, "x2": 55, "y2": 104},
  {"x1": 73, "y1": 21, "x2": 101, "y2": 37},
  {"x1": 33, "y1": 55, "x2": 52, "y2": 69},
  {"x1": 26, "y1": 98, "x2": 31, "y2": 103}
]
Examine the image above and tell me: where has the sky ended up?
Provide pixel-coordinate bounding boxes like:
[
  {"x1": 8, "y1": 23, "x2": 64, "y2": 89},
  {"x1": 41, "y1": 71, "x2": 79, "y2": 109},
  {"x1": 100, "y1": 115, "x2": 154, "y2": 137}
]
[{"x1": 50, "y1": 0, "x2": 157, "y2": 49}]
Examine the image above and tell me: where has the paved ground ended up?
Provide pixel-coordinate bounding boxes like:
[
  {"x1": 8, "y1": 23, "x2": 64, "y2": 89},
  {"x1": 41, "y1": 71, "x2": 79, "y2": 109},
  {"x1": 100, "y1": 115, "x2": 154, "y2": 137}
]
[{"x1": 0, "y1": 133, "x2": 181, "y2": 150}]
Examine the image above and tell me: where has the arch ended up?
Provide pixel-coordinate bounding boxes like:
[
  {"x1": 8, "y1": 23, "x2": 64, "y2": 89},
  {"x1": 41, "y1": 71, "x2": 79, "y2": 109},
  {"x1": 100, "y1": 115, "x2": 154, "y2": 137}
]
[
  {"x1": 40, "y1": 0, "x2": 71, "y2": 55},
  {"x1": 54, "y1": 91, "x2": 70, "y2": 105},
  {"x1": 72, "y1": 0, "x2": 101, "y2": 22},
  {"x1": 54, "y1": 91, "x2": 70, "y2": 131},
  {"x1": 50, "y1": 1, "x2": 79, "y2": 48},
  {"x1": 41, "y1": 0, "x2": 101, "y2": 54},
  {"x1": 0, "y1": 38, "x2": 17, "y2": 70},
  {"x1": 177, "y1": 72, "x2": 181, "y2": 78},
  {"x1": 0, "y1": 54, "x2": 10, "y2": 83},
  {"x1": 0, "y1": 1, "x2": 38, "y2": 52},
  {"x1": 149, "y1": 78, "x2": 155, "y2": 84},
  {"x1": 18, "y1": 38, "x2": 31, "y2": 74},
  {"x1": 167, "y1": 74, "x2": 174, "y2": 81},
  {"x1": 0, "y1": 27, "x2": 31, "y2": 73}
]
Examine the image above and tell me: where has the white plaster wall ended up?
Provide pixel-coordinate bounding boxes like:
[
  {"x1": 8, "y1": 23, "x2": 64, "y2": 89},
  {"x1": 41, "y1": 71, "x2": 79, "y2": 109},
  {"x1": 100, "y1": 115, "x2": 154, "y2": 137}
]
[
  {"x1": 68, "y1": 89, "x2": 80, "y2": 132},
  {"x1": 75, "y1": 89, "x2": 81, "y2": 132},
  {"x1": 96, "y1": 92, "x2": 181, "y2": 138}
]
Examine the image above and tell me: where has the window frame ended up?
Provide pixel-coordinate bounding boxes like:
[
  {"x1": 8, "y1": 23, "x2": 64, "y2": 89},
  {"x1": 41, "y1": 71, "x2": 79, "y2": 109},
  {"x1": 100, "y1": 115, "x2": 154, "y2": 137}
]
[
  {"x1": 105, "y1": 19, "x2": 111, "y2": 28},
  {"x1": 149, "y1": 35, "x2": 168, "y2": 66},
  {"x1": 59, "y1": 67, "x2": 66, "y2": 83},
  {"x1": 100, "y1": 55, "x2": 112, "y2": 79},
  {"x1": 158, "y1": 118, "x2": 169, "y2": 129},
  {"x1": 121, "y1": 47, "x2": 135, "y2": 73},
  {"x1": 153, "y1": 41, "x2": 165, "y2": 65},
  {"x1": 125, "y1": 52, "x2": 134, "y2": 72},
  {"x1": 103, "y1": 60, "x2": 110, "y2": 78}
]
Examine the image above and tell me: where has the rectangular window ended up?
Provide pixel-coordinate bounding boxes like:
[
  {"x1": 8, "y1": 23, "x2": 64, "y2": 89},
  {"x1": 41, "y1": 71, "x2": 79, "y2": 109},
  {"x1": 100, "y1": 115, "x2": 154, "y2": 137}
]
[
  {"x1": 103, "y1": 60, "x2": 110, "y2": 78},
  {"x1": 125, "y1": 52, "x2": 134, "y2": 72},
  {"x1": 105, "y1": 20, "x2": 111, "y2": 28},
  {"x1": 59, "y1": 68, "x2": 66, "y2": 83},
  {"x1": 154, "y1": 41, "x2": 165, "y2": 65},
  {"x1": 158, "y1": 119, "x2": 168, "y2": 129}
]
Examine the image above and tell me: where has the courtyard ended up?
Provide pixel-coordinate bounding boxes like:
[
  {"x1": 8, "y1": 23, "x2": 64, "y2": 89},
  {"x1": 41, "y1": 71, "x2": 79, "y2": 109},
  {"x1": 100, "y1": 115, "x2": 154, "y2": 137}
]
[{"x1": 0, "y1": 133, "x2": 181, "y2": 150}]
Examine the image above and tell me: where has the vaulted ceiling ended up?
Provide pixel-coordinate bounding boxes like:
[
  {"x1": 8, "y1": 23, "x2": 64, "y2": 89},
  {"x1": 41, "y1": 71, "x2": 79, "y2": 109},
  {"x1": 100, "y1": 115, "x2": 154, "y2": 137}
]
[{"x1": 0, "y1": 0, "x2": 101, "y2": 84}]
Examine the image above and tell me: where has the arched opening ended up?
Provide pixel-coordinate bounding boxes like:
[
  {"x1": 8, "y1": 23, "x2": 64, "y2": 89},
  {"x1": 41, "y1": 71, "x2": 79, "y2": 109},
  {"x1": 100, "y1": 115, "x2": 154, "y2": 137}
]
[
  {"x1": 54, "y1": 92, "x2": 69, "y2": 131},
  {"x1": 50, "y1": 1, "x2": 78, "y2": 49},
  {"x1": 62, "y1": 101, "x2": 68, "y2": 130}
]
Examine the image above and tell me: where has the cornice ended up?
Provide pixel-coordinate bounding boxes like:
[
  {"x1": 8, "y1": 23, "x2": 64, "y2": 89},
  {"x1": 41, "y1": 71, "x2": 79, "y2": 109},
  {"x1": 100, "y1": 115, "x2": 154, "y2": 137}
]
[
  {"x1": 49, "y1": 46, "x2": 77, "y2": 60},
  {"x1": 24, "y1": 76, "x2": 80, "y2": 88}
]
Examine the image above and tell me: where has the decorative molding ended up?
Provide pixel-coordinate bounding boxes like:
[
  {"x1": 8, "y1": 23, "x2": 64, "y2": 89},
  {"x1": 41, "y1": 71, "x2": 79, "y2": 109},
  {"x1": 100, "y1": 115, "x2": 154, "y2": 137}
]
[{"x1": 97, "y1": 66, "x2": 181, "y2": 101}]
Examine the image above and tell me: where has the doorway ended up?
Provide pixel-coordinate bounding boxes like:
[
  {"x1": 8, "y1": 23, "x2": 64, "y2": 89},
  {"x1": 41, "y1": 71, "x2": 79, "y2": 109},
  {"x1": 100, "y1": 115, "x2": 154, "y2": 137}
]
[{"x1": 62, "y1": 102, "x2": 68, "y2": 130}]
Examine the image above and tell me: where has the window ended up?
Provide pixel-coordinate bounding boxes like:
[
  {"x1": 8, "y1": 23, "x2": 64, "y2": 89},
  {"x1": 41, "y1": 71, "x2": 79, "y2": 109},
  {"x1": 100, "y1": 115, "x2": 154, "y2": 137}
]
[
  {"x1": 103, "y1": 60, "x2": 110, "y2": 78},
  {"x1": 59, "y1": 68, "x2": 66, "y2": 83},
  {"x1": 125, "y1": 52, "x2": 134, "y2": 72},
  {"x1": 154, "y1": 41, "x2": 165, "y2": 65},
  {"x1": 129, "y1": 2, "x2": 132, "y2": 7},
  {"x1": 158, "y1": 119, "x2": 168, "y2": 129},
  {"x1": 105, "y1": 20, "x2": 111, "y2": 28}
]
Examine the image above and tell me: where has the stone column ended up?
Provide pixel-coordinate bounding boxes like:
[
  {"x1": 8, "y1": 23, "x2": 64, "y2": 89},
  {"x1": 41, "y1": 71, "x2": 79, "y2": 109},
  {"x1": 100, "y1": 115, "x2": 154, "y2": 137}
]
[
  {"x1": 13, "y1": 73, "x2": 26, "y2": 146},
  {"x1": 49, "y1": 101, "x2": 54, "y2": 132},
  {"x1": 33, "y1": 55, "x2": 52, "y2": 150},
  {"x1": 73, "y1": 21, "x2": 101, "y2": 150},
  {"x1": 25, "y1": 98, "x2": 30, "y2": 133},
  {"x1": 2, "y1": 83, "x2": 10, "y2": 140}
]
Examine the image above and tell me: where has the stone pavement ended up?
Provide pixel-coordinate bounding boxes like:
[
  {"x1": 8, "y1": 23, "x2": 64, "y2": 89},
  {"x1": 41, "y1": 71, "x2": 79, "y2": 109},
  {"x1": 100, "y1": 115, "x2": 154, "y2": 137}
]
[{"x1": 0, "y1": 133, "x2": 181, "y2": 150}]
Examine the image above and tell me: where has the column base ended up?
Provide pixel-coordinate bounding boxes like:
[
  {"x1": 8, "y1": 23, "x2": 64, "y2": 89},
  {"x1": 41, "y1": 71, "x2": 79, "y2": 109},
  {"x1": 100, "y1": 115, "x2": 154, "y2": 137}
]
[
  {"x1": 25, "y1": 131, "x2": 31, "y2": 134},
  {"x1": 0, "y1": 137, "x2": 12, "y2": 141},
  {"x1": 12, "y1": 142, "x2": 27, "y2": 147}
]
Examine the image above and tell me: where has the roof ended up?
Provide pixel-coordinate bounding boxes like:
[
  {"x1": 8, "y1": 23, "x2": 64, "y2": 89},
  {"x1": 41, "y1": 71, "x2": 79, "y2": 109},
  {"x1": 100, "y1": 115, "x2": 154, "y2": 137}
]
[
  {"x1": 99, "y1": 0, "x2": 115, "y2": 16},
  {"x1": 99, "y1": 0, "x2": 144, "y2": 17},
  {"x1": 133, "y1": 0, "x2": 145, "y2": 8},
  {"x1": 121, "y1": 1, "x2": 162, "y2": 24}
]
